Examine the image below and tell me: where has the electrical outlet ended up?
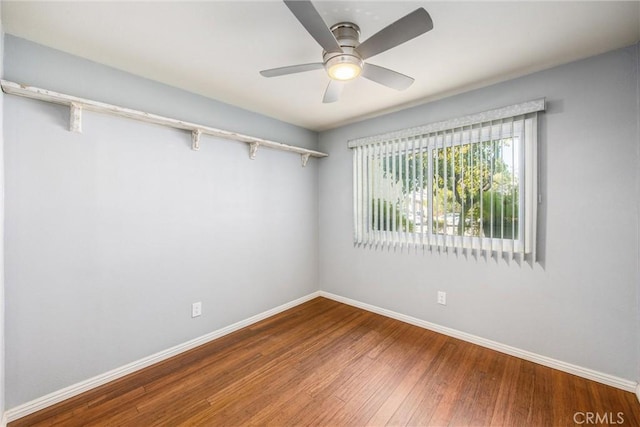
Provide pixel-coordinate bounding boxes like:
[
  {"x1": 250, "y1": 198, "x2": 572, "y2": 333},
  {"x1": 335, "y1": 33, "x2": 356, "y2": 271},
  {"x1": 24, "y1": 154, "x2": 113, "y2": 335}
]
[
  {"x1": 192, "y1": 301, "x2": 202, "y2": 318},
  {"x1": 437, "y1": 291, "x2": 447, "y2": 306}
]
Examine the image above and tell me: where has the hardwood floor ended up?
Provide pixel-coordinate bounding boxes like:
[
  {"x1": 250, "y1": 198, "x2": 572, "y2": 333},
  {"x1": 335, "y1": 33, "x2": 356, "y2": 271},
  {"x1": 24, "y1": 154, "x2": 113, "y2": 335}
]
[{"x1": 10, "y1": 297, "x2": 640, "y2": 426}]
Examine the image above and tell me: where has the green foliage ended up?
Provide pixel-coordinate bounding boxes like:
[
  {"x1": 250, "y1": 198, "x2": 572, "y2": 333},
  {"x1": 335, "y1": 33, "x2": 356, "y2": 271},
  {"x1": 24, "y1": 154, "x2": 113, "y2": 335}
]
[
  {"x1": 433, "y1": 140, "x2": 508, "y2": 209},
  {"x1": 378, "y1": 138, "x2": 518, "y2": 238},
  {"x1": 481, "y1": 190, "x2": 519, "y2": 239},
  {"x1": 381, "y1": 151, "x2": 428, "y2": 194},
  {"x1": 371, "y1": 199, "x2": 414, "y2": 232},
  {"x1": 432, "y1": 141, "x2": 508, "y2": 236}
]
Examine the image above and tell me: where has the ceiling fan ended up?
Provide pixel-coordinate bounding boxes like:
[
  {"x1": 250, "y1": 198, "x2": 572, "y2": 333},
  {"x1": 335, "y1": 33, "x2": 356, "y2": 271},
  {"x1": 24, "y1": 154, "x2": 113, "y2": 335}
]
[{"x1": 260, "y1": 0, "x2": 433, "y2": 103}]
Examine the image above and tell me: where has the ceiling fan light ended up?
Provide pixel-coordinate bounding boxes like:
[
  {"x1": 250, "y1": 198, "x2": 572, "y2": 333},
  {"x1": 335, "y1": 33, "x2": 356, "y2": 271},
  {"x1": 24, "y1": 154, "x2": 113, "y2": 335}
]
[
  {"x1": 329, "y1": 62, "x2": 361, "y2": 80},
  {"x1": 325, "y1": 55, "x2": 363, "y2": 81}
]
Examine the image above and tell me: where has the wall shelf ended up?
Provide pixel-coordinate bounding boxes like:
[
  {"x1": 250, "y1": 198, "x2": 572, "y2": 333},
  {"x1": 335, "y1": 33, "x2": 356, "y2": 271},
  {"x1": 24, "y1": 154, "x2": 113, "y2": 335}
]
[{"x1": 1, "y1": 80, "x2": 328, "y2": 166}]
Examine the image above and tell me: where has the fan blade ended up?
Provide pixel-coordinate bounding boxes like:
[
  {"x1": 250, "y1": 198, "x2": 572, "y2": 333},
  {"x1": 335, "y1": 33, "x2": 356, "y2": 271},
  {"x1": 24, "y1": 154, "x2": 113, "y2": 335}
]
[
  {"x1": 260, "y1": 63, "x2": 324, "y2": 77},
  {"x1": 361, "y1": 63, "x2": 414, "y2": 91},
  {"x1": 323, "y1": 80, "x2": 344, "y2": 103},
  {"x1": 283, "y1": 0, "x2": 342, "y2": 53},
  {"x1": 356, "y1": 8, "x2": 433, "y2": 60}
]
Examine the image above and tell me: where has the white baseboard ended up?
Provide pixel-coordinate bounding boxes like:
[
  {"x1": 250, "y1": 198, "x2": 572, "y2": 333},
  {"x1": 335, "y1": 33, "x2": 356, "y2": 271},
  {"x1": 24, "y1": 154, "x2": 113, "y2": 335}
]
[
  {"x1": 5, "y1": 291, "x2": 321, "y2": 423},
  {"x1": 1, "y1": 412, "x2": 7, "y2": 427},
  {"x1": 319, "y1": 291, "x2": 639, "y2": 394}
]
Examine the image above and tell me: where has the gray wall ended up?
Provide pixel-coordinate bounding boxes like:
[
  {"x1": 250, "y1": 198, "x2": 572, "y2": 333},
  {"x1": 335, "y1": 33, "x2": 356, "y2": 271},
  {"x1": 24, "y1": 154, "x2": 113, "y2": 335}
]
[
  {"x1": 4, "y1": 36, "x2": 319, "y2": 408},
  {"x1": 0, "y1": 4, "x2": 5, "y2": 422},
  {"x1": 318, "y1": 45, "x2": 640, "y2": 383},
  {"x1": 636, "y1": 44, "x2": 640, "y2": 392}
]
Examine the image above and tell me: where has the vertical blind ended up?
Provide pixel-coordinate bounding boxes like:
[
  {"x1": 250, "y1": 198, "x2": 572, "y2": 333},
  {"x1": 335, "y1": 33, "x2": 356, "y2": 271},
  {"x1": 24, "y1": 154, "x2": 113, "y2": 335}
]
[{"x1": 349, "y1": 99, "x2": 544, "y2": 263}]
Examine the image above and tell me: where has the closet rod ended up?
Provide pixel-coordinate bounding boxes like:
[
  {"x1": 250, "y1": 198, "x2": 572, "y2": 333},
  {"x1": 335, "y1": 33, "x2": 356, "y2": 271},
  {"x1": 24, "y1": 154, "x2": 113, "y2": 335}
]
[{"x1": 1, "y1": 80, "x2": 328, "y2": 166}]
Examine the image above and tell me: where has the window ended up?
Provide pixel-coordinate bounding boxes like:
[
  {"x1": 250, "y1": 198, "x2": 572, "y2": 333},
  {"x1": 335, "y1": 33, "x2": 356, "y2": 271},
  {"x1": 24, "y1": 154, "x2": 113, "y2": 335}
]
[{"x1": 350, "y1": 99, "x2": 544, "y2": 261}]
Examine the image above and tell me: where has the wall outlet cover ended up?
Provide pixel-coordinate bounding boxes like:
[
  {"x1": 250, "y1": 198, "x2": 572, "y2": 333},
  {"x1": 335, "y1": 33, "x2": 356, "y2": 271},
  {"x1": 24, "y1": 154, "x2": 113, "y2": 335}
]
[{"x1": 192, "y1": 302, "x2": 202, "y2": 318}]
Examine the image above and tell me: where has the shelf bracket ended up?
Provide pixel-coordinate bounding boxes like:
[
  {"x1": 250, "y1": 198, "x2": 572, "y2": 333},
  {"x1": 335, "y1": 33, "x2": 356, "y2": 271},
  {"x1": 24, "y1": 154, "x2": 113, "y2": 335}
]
[
  {"x1": 69, "y1": 103, "x2": 82, "y2": 133},
  {"x1": 301, "y1": 153, "x2": 311, "y2": 167},
  {"x1": 191, "y1": 129, "x2": 201, "y2": 151},
  {"x1": 249, "y1": 142, "x2": 259, "y2": 160}
]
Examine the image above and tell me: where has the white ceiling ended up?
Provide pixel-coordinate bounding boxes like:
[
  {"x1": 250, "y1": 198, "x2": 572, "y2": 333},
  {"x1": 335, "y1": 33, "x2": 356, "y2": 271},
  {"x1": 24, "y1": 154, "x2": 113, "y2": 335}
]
[{"x1": 3, "y1": 1, "x2": 639, "y2": 131}]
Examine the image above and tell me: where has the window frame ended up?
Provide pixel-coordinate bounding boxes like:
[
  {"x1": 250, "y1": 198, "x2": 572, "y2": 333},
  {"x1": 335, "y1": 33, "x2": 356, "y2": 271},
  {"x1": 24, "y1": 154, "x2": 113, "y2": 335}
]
[{"x1": 349, "y1": 100, "x2": 543, "y2": 261}]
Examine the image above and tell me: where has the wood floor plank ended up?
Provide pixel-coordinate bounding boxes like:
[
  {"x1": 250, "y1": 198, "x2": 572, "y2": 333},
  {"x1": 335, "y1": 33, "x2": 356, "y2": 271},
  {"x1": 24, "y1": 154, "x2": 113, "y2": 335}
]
[
  {"x1": 344, "y1": 328, "x2": 445, "y2": 425},
  {"x1": 283, "y1": 395, "x2": 346, "y2": 426},
  {"x1": 464, "y1": 349, "x2": 506, "y2": 425},
  {"x1": 406, "y1": 341, "x2": 480, "y2": 426},
  {"x1": 364, "y1": 333, "x2": 448, "y2": 426},
  {"x1": 9, "y1": 297, "x2": 640, "y2": 426},
  {"x1": 488, "y1": 355, "x2": 522, "y2": 426},
  {"x1": 239, "y1": 331, "x2": 377, "y2": 424},
  {"x1": 385, "y1": 339, "x2": 470, "y2": 425},
  {"x1": 424, "y1": 347, "x2": 480, "y2": 425}
]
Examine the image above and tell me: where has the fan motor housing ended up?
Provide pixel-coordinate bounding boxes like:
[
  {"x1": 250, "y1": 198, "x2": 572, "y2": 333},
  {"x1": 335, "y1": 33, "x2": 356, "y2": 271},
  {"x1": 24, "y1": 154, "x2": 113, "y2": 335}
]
[
  {"x1": 323, "y1": 22, "x2": 364, "y2": 80},
  {"x1": 330, "y1": 22, "x2": 360, "y2": 48}
]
